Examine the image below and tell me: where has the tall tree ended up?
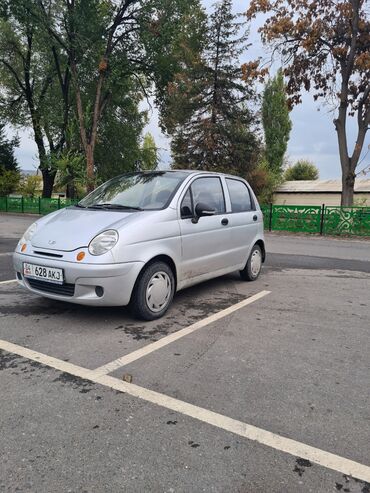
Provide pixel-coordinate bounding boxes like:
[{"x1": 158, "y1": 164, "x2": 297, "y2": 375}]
[
  {"x1": 170, "y1": 0, "x2": 259, "y2": 175},
  {"x1": 246, "y1": 0, "x2": 370, "y2": 206},
  {"x1": 38, "y1": 0, "x2": 204, "y2": 192},
  {"x1": 0, "y1": 0, "x2": 72, "y2": 197},
  {"x1": 262, "y1": 69, "x2": 291, "y2": 174}
]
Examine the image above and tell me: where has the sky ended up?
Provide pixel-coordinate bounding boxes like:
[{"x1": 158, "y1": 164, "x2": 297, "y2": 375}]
[{"x1": 8, "y1": 0, "x2": 369, "y2": 180}]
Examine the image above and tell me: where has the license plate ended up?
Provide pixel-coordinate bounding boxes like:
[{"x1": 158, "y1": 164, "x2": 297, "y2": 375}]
[{"x1": 23, "y1": 263, "x2": 64, "y2": 284}]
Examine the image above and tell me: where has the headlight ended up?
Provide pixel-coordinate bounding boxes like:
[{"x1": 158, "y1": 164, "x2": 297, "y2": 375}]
[
  {"x1": 21, "y1": 222, "x2": 38, "y2": 243},
  {"x1": 88, "y1": 230, "x2": 118, "y2": 256}
]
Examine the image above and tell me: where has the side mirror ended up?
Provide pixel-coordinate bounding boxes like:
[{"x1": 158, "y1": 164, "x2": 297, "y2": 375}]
[{"x1": 192, "y1": 202, "x2": 216, "y2": 223}]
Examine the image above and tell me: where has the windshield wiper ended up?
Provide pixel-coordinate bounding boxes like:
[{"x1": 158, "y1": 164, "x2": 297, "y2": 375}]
[
  {"x1": 87, "y1": 203, "x2": 143, "y2": 211},
  {"x1": 74, "y1": 203, "x2": 87, "y2": 208}
]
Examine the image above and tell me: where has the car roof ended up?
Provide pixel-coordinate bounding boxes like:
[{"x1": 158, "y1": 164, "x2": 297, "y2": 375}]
[{"x1": 138, "y1": 169, "x2": 244, "y2": 179}]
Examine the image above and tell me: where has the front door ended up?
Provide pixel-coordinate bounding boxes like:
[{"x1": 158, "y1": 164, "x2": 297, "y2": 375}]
[{"x1": 179, "y1": 176, "x2": 232, "y2": 280}]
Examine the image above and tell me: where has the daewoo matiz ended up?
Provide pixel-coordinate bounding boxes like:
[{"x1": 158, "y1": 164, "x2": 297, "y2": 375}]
[{"x1": 14, "y1": 171, "x2": 265, "y2": 320}]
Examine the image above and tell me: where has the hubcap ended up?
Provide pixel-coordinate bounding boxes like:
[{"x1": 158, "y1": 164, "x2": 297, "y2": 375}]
[
  {"x1": 250, "y1": 249, "x2": 262, "y2": 277},
  {"x1": 146, "y1": 271, "x2": 172, "y2": 313}
]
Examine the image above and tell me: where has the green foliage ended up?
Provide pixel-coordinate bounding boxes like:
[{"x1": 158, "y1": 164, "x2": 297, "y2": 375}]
[
  {"x1": 0, "y1": 0, "x2": 259, "y2": 193},
  {"x1": 0, "y1": 0, "x2": 72, "y2": 196},
  {"x1": 94, "y1": 84, "x2": 146, "y2": 183},
  {"x1": 248, "y1": 159, "x2": 283, "y2": 204},
  {"x1": 141, "y1": 133, "x2": 158, "y2": 170},
  {"x1": 141, "y1": 0, "x2": 207, "y2": 133},
  {"x1": 285, "y1": 160, "x2": 319, "y2": 181},
  {"x1": 0, "y1": 124, "x2": 19, "y2": 172},
  {"x1": 0, "y1": 0, "x2": 205, "y2": 192},
  {"x1": 170, "y1": 0, "x2": 260, "y2": 176},
  {"x1": 0, "y1": 166, "x2": 20, "y2": 195},
  {"x1": 18, "y1": 174, "x2": 42, "y2": 197},
  {"x1": 49, "y1": 150, "x2": 86, "y2": 199},
  {"x1": 262, "y1": 70, "x2": 292, "y2": 174}
]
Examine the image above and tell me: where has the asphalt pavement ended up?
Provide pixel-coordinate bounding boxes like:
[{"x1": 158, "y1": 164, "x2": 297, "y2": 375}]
[{"x1": 0, "y1": 213, "x2": 369, "y2": 493}]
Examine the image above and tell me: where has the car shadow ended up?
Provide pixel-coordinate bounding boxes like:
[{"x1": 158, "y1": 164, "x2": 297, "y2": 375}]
[{"x1": 0, "y1": 272, "x2": 244, "y2": 330}]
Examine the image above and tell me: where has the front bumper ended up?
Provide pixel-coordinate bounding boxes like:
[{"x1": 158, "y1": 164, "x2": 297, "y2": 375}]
[{"x1": 13, "y1": 252, "x2": 144, "y2": 306}]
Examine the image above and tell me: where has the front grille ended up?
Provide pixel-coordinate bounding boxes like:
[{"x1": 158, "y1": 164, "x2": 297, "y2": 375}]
[
  {"x1": 27, "y1": 278, "x2": 75, "y2": 297},
  {"x1": 33, "y1": 251, "x2": 63, "y2": 258}
]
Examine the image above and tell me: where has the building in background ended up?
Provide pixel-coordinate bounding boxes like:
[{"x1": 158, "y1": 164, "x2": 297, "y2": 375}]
[{"x1": 274, "y1": 180, "x2": 370, "y2": 206}]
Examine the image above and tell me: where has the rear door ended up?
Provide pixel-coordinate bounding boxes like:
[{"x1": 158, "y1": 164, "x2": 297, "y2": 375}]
[
  {"x1": 225, "y1": 178, "x2": 259, "y2": 266},
  {"x1": 179, "y1": 176, "x2": 232, "y2": 279}
]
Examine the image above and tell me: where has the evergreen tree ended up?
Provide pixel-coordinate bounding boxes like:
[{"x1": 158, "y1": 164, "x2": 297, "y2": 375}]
[
  {"x1": 0, "y1": 124, "x2": 20, "y2": 195},
  {"x1": 170, "y1": 0, "x2": 259, "y2": 176},
  {"x1": 262, "y1": 69, "x2": 292, "y2": 174},
  {"x1": 0, "y1": 124, "x2": 19, "y2": 172}
]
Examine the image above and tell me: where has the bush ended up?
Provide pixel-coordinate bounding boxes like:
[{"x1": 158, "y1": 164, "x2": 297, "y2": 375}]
[
  {"x1": 18, "y1": 174, "x2": 42, "y2": 197},
  {"x1": 284, "y1": 160, "x2": 319, "y2": 180},
  {"x1": 0, "y1": 166, "x2": 20, "y2": 195},
  {"x1": 248, "y1": 159, "x2": 283, "y2": 204}
]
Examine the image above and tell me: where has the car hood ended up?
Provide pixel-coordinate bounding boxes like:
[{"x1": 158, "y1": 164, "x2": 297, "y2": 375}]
[{"x1": 31, "y1": 207, "x2": 137, "y2": 251}]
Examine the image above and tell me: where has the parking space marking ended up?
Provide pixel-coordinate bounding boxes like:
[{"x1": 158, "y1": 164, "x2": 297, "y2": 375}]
[
  {"x1": 0, "y1": 279, "x2": 16, "y2": 285},
  {"x1": 1, "y1": 337, "x2": 370, "y2": 483},
  {"x1": 94, "y1": 290, "x2": 271, "y2": 376},
  {"x1": 0, "y1": 338, "x2": 94, "y2": 380}
]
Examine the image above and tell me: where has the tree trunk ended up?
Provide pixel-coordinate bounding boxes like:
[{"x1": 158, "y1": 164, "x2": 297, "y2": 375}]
[
  {"x1": 86, "y1": 144, "x2": 95, "y2": 193},
  {"x1": 341, "y1": 167, "x2": 355, "y2": 207},
  {"x1": 334, "y1": 100, "x2": 356, "y2": 207},
  {"x1": 66, "y1": 181, "x2": 76, "y2": 199},
  {"x1": 41, "y1": 168, "x2": 56, "y2": 198}
]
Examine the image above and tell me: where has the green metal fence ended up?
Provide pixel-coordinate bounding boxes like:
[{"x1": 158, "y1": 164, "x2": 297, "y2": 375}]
[
  {"x1": 261, "y1": 204, "x2": 370, "y2": 237},
  {"x1": 271, "y1": 205, "x2": 322, "y2": 234},
  {"x1": 1, "y1": 196, "x2": 370, "y2": 237},
  {"x1": 323, "y1": 206, "x2": 370, "y2": 236},
  {"x1": 0, "y1": 196, "x2": 79, "y2": 215}
]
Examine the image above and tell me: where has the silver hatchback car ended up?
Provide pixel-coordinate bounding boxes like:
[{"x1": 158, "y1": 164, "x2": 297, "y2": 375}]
[{"x1": 14, "y1": 170, "x2": 265, "y2": 320}]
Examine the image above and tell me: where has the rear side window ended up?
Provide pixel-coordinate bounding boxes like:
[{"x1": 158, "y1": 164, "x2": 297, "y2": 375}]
[
  {"x1": 191, "y1": 177, "x2": 225, "y2": 213},
  {"x1": 226, "y1": 179, "x2": 252, "y2": 212}
]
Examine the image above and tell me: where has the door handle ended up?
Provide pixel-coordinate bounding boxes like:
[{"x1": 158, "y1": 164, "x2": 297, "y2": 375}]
[
  {"x1": 253, "y1": 215, "x2": 258, "y2": 222},
  {"x1": 221, "y1": 218, "x2": 229, "y2": 226}
]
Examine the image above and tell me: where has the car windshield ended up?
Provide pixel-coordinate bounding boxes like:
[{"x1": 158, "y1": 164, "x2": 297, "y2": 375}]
[{"x1": 78, "y1": 171, "x2": 188, "y2": 211}]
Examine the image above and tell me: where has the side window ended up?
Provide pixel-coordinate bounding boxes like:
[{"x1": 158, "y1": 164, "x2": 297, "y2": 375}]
[
  {"x1": 226, "y1": 179, "x2": 252, "y2": 212},
  {"x1": 191, "y1": 177, "x2": 225, "y2": 214},
  {"x1": 180, "y1": 189, "x2": 193, "y2": 219}
]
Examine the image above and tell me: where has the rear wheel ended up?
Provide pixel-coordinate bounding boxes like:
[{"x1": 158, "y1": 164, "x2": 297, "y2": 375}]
[
  {"x1": 240, "y1": 244, "x2": 262, "y2": 281},
  {"x1": 130, "y1": 261, "x2": 175, "y2": 320}
]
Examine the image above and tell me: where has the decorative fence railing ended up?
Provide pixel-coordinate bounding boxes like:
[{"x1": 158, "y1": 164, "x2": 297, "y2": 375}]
[
  {"x1": 0, "y1": 196, "x2": 79, "y2": 215},
  {"x1": 1, "y1": 197, "x2": 370, "y2": 237},
  {"x1": 260, "y1": 204, "x2": 370, "y2": 237}
]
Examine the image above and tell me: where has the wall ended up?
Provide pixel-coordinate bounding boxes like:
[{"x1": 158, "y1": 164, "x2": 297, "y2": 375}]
[{"x1": 273, "y1": 193, "x2": 370, "y2": 207}]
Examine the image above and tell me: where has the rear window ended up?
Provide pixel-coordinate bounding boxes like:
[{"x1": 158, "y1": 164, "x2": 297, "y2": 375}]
[{"x1": 226, "y1": 179, "x2": 252, "y2": 212}]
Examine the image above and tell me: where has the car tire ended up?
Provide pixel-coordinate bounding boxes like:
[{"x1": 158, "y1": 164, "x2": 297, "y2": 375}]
[
  {"x1": 130, "y1": 261, "x2": 175, "y2": 321},
  {"x1": 240, "y1": 244, "x2": 262, "y2": 282}
]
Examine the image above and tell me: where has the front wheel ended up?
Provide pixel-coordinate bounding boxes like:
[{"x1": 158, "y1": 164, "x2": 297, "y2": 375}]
[
  {"x1": 130, "y1": 261, "x2": 175, "y2": 320},
  {"x1": 240, "y1": 245, "x2": 262, "y2": 282}
]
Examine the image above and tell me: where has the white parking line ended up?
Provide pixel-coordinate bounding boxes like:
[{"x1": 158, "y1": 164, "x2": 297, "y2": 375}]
[
  {"x1": 94, "y1": 290, "x2": 271, "y2": 376},
  {"x1": 0, "y1": 279, "x2": 17, "y2": 285},
  {"x1": 1, "y1": 337, "x2": 370, "y2": 483}
]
